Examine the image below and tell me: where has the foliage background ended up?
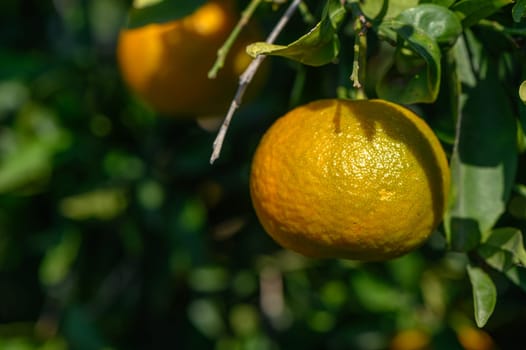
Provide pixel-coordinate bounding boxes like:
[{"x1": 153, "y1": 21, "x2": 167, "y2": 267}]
[{"x1": 1, "y1": 0, "x2": 526, "y2": 349}]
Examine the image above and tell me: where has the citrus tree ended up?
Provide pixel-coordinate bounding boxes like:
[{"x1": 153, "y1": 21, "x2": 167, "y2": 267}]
[
  {"x1": 1, "y1": 0, "x2": 526, "y2": 349},
  {"x1": 122, "y1": 0, "x2": 526, "y2": 345},
  {"x1": 150, "y1": 0, "x2": 526, "y2": 331}
]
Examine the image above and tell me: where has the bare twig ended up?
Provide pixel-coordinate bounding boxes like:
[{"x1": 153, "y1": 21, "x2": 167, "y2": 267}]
[
  {"x1": 208, "y1": 0, "x2": 263, "y2": 79},
  {"x1": 210, "y1": 0, "x2": 304, "y2": 164}
]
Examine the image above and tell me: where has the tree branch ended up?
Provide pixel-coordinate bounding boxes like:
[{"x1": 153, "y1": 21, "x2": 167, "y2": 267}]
[{"x1": 210, "y1": 0, "x2": 304, "y2": 164}]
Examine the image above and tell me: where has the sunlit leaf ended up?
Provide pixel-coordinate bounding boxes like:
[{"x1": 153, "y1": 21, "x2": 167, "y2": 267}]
[
  {"x1": 126, "y1": 0, "x2": 206, "y2": 28},
  {"x1": 453, "y1": 33, "x2": 478, "y2": 87},
  {"x1": 247, "y1": 0, "x2": 346, "y2": 66},
  {"x1": 395, "y1": 4, "x2": 462, "y2": 48},
  {"x1": 361, "y1": 0, "x2": 419, "y2": 21},
  {"x1": 0, "y1": 104, "x2": 71, "y2": 194},
  {"x1": 519, "y1": 81, "x2": 526, "y2": 103},
  {"x1": 451, "y1": 0, "x2": 514, "y2": 28},
  {"x1": 188, "y1": 299, "x2": 225, "y2": 338},
  {"x1": 229, "y1": 304, "x2": 260, "y2": 336},
  {"x1": 467, "y1": 265, "x2": 497, "y2": 328},
  {"x1": 59, "y1": 188, "x2": 128, "y2": 221}
]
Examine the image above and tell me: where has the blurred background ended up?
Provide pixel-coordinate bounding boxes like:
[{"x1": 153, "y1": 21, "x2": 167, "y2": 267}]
[{"x1": 1, "y1": 0, "x2": 525, "y2": 349}]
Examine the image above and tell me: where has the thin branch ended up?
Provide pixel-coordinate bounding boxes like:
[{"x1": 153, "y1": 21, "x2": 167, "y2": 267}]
[
  {"x1": 208, "y1": 0, "x2": 263, "y2": 79},
  {"x1": 348, "y1": 1, "x2": 369, "y2": 99},
  {"x1": 210, "y1": 0, "x2": 304, "y2": 164},
  {"x1": 477, "y1": 19, "x2": 526, "y2": 47}
]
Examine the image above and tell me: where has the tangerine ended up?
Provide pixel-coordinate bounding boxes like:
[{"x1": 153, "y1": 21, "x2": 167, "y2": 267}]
[
  {"x1": 117, "y1": 0, "x2": 263, "y2": 116},
  {"x1": 250, "y1": 99, "x2": 450, "y2": 261}
]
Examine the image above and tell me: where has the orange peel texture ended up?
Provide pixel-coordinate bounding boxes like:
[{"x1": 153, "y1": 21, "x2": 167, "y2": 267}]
[{"x1": 250, "y1": 99, "x2": 450, "y2": 261}]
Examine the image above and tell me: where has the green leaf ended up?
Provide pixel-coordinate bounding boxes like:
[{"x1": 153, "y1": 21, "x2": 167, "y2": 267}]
[
  {"x1": 467, "y1": 265, "x2": 497, "y2": 328},
  {"x1": 0, "y1": 104, "x2": 71, "y2": 193},
  {"x1": 451, "y1": 0, "x2": 514, "y2": 28},
  {"x1": 377, "y1": 21, "x2": 441, "y2": 103},
  {"x1": 395, "y1": 4, "x2": 463, "y2": 48},
  {"x1": 513, "y1": 0, "x2": 526, "y2": 22},
  {"x1": 504, "y1": 267, "x2": 526, "y2": 292},
  {"x1": 453, "y1": 33, "x2": 478, "y2": 87},
  {"x1": 350, "y1": 271, "x2": 408, "y2": 312},
  {"x1": 444, "y1": 33, "x2": 517, "y2": 251},
  {"x1": 374, "y1": 4, "x2": 463, "y2": 103},
  {"x1": 430, "y1": 50, "x2": 461, "y2": 144},
  {"x1": 519, "y1": 81, "x2": 526, "y2": 104},
  {"x1": 126, "y1": 0, "x2": 207, "y2": 29},
  {"x1": 246, "y1": 0, "x2": 346, "y2": 66},
  {"x1": 59, "y1": 188, "x2": 128, "y2": 221},
  {"x1": 420, "y1": 0, "x2": 457, "y2": 7},
  {"x1": 39, "y1": 229, "x2": 81, "y2": 286},
  {"x1": 361, "y1": 0, "x2": 419, "y2": 22},
  {"x1": 478, "y1": 228, "x2": 526, "y2": 271}
]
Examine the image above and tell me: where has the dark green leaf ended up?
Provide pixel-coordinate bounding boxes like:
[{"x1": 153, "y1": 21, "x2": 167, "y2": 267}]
[
  {"x1": 519, "y1": 88, "x2": 526, "y2": 153},
  {"x1": 467, "y1": 265, "x2": 497, "y2": 328},
  {"x1": 63, "y1": 306, "x2": 107, "y2": 349},
  {"x1": 451, "y1": 0, "x2": 513, "y2": 28},
  {"x1": 377, "y1": 20, "x2": 441, "y2": 103},
  {"x1": 246, "y1": 0, "x2": 346, "y2": 66},
  {"x1": 505, "y1": 266, "x2": 526, "y2": 292},
  {"x1": 430, "y1": 49, "x2": 461, "y2": 144},
  {"x1": 513, "y1": 0, "x2": 526, "y2": 22},
  {"x1": 508, "y1": 191, "x2": 526, "y2": 219},
  {"x1": 478, "y1": 228, "x2": 526, "y2": 271},
  {"x1": 444, "y1": 32, "x2": 517, "y2": 251},
  {"x1": 126, "y1": 0, "x2": 207, "y2": 29}
]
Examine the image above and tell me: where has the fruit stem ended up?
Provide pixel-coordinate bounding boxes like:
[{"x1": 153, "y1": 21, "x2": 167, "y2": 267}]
[
  {"x1": 348, "y1": 0, "x2": 368, "y2": 99},
  {"x1": 210, "y1": 0, "x2": 304, "y2": 164},
  {"x1": 208, "y1": 0, "x2": 263, "y2": 79}
]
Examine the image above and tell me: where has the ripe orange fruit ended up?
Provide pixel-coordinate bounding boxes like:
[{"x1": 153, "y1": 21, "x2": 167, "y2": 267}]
[
  {"x1": 456, "y1": 325, "x2": 496, "y2": 350},
  {"x1": 389, "y1": 329, "x2": 431, "y2": 350},
  {"x1": 116, "y1": 0, "x2": 263, "y2": 116},
  {"x1": 250, "y1": 99, "x2": 450, "y2": 261}
]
